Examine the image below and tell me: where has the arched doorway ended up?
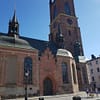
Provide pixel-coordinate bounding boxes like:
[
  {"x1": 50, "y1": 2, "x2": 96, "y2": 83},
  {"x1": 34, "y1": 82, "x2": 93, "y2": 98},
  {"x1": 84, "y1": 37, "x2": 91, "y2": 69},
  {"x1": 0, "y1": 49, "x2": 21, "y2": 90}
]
[{"x1": 43, "y1": 78, "x2": 53, "y2": 96}]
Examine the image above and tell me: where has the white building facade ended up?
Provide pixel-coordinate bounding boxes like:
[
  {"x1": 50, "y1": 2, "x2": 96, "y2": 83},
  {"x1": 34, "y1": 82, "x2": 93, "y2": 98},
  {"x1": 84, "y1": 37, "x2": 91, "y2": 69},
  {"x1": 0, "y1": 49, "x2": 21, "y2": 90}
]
[{"x1": 87, "y1": 55, "x2": 100, "y2": 91}]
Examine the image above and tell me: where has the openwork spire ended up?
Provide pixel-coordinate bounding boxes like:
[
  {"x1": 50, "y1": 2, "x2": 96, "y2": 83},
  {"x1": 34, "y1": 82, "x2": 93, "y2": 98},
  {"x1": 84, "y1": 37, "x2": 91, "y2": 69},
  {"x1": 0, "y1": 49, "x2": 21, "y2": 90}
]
[{"x1": 8, "y1": 10, "x2": 19, "y2": 37}]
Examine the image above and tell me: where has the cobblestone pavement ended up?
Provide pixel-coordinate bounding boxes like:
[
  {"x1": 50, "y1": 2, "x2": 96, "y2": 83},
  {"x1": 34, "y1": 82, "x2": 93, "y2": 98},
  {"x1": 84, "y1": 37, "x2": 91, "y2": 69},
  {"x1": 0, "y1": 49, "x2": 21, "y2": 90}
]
[{"x1": 7, "y1": 92, "x2": 100, "y2": 100}]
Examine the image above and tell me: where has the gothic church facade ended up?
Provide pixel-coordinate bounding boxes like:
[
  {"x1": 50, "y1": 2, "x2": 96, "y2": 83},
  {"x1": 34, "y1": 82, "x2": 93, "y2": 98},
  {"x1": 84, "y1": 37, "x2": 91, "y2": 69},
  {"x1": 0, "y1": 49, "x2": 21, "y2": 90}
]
[{"x1": 0, "y1": 0, "x2": 88, "y2": 97}]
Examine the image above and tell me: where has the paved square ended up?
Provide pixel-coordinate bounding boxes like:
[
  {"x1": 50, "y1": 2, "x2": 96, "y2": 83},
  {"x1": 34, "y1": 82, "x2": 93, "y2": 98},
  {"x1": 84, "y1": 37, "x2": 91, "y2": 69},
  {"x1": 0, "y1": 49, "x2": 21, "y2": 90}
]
[{"x1": 6, "y1": 92, "x2": 100, "y2": 100}]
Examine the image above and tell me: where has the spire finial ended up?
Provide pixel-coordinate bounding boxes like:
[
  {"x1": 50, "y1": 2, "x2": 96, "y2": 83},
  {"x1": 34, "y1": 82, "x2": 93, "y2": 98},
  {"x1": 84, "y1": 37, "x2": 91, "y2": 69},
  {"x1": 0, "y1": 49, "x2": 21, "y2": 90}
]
[
  {"x1": 14, "y1": 0, "x2": 16, "y2": 12},
  {"x1": 12, "y1": 0, "x2": 18, "y2": 22},
  {"x1": 12, "y1": 9, "x2": 18, "y2": 23}
]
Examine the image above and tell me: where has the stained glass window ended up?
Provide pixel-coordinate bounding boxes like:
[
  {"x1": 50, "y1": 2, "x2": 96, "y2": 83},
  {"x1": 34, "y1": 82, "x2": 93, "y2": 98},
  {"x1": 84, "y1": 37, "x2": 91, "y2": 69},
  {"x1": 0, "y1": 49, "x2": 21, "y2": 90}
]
[
  {"x1": 62, "y1": 62, "x2": 69, "y2": 83},
  {"x1": 24, "y1": 57, "x2": 33, "y2": 84},
  {"x1": 64, "y1": 2, "x2": 71, "y2": 15}
]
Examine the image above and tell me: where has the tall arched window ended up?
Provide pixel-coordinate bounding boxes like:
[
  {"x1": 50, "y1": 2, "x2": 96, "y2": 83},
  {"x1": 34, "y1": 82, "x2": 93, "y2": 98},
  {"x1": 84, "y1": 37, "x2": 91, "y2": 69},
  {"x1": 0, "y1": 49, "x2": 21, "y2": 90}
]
[
  {"x1": 24, "y1": 57, "x2": 32, "y2": 84},
  {"x1": 64, "y1": 2, "x2": 71, "y2": 15},
  {"x1": 62, "y1": 62, "x2": 69, "y2": 84},
  {"x1": 72, "y1": 63, "x2": 77, "y2": 84},
  {"x1": 53, "y1": 5, "x2": 57, "y2": 19}
]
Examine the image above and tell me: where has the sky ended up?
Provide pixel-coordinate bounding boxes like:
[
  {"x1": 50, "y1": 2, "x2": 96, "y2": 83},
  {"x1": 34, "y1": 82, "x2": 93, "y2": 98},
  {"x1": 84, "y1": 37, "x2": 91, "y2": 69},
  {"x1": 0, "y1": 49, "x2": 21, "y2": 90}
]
[{"x1": 0, "y1": 0, "x2": 100, "y2": 59}]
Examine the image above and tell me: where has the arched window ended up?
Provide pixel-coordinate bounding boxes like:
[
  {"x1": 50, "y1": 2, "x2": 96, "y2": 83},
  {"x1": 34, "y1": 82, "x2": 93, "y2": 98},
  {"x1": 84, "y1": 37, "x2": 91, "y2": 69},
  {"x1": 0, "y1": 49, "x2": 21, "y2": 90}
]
[
  {"x1": 62, "y1": 62, "x2": 69, "y2": 83},
  {"x1": 64, "y1": 2, "x2": 71, "y2": 15},
  {"x1": 24, "y1": 57, "x2": 32, "y2": 84},
  {"x1": 72, "y1": 63, "x2": 77, "y2": 84},
  {"x1": 53, "y1": 5, "x2": 57, "y2": 19}
]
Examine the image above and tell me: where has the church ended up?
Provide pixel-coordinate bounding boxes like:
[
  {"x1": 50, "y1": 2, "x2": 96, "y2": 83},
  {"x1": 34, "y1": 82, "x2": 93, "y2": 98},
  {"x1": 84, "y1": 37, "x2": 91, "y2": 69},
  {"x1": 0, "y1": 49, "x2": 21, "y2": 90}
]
[{"x1": 0, "y1": 0, "x2": 89, "y2": 97}]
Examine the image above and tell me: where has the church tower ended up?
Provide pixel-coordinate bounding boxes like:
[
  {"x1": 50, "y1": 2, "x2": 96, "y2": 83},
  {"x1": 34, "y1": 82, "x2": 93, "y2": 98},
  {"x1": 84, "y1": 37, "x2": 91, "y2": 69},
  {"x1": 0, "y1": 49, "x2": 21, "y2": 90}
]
[
  {"x1": 49, "y1": 0, "x2": 89, "y2": 90},
  {"x1": 8, "y1": 10, "x2": 19, "y2": 37},
  {"x1": 49, "y1": 0, "x2": 84, "y2": 59}
]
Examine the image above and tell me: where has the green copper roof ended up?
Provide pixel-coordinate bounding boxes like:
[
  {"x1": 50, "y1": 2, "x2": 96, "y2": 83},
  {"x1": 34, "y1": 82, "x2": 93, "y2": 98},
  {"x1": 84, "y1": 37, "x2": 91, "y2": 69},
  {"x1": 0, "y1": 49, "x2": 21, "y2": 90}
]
[
  {"x1": 0, "y1": 34, "x2": 35, "y2": 50},
  {"x1": 0, "y1": 33, "x2": 72, "y2": 57}
]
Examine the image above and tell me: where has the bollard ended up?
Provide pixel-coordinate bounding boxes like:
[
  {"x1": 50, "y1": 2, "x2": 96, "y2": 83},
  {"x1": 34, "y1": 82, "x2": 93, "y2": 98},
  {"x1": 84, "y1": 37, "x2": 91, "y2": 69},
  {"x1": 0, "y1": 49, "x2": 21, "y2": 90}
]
[
  {"x1": 39, "y1": 97, "x2": 44, "y2": 100},
  {"x1": 72, "y1": 96, "x2": 81, "y2": 100}
]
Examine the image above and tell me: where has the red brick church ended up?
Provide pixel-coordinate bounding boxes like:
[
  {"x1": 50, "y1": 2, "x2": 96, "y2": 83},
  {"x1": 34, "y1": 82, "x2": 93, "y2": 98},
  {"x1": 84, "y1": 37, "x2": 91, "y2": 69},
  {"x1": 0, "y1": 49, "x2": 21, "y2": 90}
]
[{"x1": 0, "y1": 0, "x2": 89, "y2": 97}]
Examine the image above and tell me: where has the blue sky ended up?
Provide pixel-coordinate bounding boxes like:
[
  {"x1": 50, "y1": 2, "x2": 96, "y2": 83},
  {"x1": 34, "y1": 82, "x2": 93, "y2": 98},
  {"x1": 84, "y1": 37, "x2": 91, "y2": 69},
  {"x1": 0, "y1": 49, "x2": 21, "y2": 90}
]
[{"x1": 0, "y1": 0, "x2": 100, "y2": 59}]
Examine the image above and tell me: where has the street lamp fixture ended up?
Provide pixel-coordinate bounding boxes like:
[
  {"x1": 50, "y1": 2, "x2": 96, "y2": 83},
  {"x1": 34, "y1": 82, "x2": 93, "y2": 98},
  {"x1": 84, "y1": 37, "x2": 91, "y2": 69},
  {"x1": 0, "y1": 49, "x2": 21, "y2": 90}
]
[{"x1": 25, "y1": 71, "x2": 29, "y2": 100}]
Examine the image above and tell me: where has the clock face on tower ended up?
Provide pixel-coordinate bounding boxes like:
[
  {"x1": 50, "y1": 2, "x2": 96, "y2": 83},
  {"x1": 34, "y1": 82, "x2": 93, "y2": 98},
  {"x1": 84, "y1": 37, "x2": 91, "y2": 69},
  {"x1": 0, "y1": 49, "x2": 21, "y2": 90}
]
[{"x1": 67, "y1": 18, "x2": 73, "y2": 25}]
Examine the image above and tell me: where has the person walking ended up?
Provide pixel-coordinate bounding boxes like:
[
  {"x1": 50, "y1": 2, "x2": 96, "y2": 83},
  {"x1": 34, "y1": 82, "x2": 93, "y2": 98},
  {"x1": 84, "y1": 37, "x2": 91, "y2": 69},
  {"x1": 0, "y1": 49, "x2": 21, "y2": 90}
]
[{"x1": 86, "y1": 88, "x2": 89, "y2": 97}]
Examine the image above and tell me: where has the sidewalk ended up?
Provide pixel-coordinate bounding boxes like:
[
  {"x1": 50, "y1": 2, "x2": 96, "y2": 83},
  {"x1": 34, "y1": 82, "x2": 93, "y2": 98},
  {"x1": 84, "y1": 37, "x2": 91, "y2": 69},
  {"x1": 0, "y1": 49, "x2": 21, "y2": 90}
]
[
  {"x1": 6, "y1": 92, "x2": 100, "y2": 100},
  {"x1": 37, "y1": 92, "x2": 100, "y2": 100}
]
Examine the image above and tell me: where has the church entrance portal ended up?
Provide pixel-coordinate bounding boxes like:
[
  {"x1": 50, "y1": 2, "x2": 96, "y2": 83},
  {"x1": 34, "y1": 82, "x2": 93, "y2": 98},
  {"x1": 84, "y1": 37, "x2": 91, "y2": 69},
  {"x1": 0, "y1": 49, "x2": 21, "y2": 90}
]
[{"x1": 43, "y1": 78, "x2": 53, "y2": 96}]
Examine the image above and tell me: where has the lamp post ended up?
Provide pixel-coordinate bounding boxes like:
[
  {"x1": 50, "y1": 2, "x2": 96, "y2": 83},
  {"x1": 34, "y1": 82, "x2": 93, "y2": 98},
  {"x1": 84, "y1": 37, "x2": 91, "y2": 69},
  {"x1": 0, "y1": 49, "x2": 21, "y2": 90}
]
[{"x1": 25, "y1": 71, "x2": 29, "y2": 100}]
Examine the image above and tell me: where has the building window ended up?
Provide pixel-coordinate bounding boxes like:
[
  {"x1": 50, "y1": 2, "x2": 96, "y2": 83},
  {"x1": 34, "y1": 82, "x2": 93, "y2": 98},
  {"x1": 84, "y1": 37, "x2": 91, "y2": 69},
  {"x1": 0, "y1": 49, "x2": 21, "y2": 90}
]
[
  {"x1": 89, "y1": 62, "x2": 92, "y2": 66},
  {"x1": 92, "y1": 76, "x2": 95, "y2": 81},
  {"x1": 62, "y1": 62, "x2": 69, "y2": 84},
  {"x1": 68, "y1": 30, "x2": 71, "y2": 36},
  {"x1": 91, "y1": 69, "x2": 93, "y2": 74},
  {"x1": 97, "y1": 67, "x2": 100, "y2": 72},
  {"x1": 64, "y1": 2, "x2": 71, "y2": 15},
  {"x1": 24, "y1": 57, "x2": 33, "y2": 84},
  {"x1": 96, "y1": 60, "x2": 98, "y2": 64}
]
